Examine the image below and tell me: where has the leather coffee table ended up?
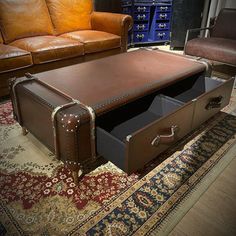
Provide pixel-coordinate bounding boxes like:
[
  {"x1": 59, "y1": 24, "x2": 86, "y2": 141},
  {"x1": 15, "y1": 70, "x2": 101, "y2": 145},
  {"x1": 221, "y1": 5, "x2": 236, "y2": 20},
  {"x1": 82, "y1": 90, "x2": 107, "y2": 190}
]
[{"x1": 10, "y1": 50, "x2": 234, "y2": 183}]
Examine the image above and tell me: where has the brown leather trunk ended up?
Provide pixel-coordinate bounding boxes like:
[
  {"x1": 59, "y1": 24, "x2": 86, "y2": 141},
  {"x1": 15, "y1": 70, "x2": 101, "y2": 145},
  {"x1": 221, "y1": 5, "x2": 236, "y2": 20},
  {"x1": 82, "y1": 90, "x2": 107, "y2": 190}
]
[{"x1": 10, "y1": 50, "x2": 235, "y2": 183}]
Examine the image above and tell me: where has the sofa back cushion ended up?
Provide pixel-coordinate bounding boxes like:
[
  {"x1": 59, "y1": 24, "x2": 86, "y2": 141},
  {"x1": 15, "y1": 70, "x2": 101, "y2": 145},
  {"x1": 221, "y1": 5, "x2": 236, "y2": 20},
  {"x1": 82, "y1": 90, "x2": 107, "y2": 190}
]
[
  {"x1": 46, "y1": 0, "x2": 93, "y2": 35},
  {"x1": 0, "y1": 0, "x2": 54, "y2": 44},
  {"x1": 211, "y1": 8, "x2": 236, "y2": 40}
]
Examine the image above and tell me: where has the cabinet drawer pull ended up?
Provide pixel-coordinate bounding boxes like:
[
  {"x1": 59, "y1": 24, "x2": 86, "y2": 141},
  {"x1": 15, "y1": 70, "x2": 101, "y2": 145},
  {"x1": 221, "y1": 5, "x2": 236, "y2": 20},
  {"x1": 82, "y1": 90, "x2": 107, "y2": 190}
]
[
  {"x1": 137, "y1": 14, "x2": 146, "y2": 20},
  {"x1": 205, "y1": 96, "x2": 223, "y2": 110},
  {"x1": 159, "y1": 13, "x2": 167, "y2": 19},
  {"x1": 151, "y1": 125, "x2": 178, "y2": 147},
  {"x1": 137, "y1": 6, "x2": 146, "y2": 12},
  {"x1": 136, "y1": 34, "x2": 145, "y2": 39},
  {"x1": 158, "y1": 23, "x2": 166, "y2": 28},
  {"x1": 137, "y1": 24, "x2": 145, "y2": 30},
  {"x1": 160, "y1": 6, "x2": 168, "y2": 11}
]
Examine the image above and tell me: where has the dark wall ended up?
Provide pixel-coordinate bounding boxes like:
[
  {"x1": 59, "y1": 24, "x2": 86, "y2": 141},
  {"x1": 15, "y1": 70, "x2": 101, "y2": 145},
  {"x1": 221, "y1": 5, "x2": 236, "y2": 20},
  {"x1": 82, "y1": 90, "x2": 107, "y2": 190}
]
[
  {"x1": 94, "y1": 0, "x2": 122, "y2": 13},
  {"x1": 170, "y1": 0, "x2": 205, "y2": 49}
]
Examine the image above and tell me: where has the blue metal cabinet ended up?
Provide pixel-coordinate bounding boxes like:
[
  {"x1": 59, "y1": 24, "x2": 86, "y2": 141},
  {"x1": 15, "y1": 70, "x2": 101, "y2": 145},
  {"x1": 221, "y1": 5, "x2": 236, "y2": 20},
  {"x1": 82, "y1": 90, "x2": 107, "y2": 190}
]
[{"x1": 122, "y1": 0, "x2": 172, "y2": 45}]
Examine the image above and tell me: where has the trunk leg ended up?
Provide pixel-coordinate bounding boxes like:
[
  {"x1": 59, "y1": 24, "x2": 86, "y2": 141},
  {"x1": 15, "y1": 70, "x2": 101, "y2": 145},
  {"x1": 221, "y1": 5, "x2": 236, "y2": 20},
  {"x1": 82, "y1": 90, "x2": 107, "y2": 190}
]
[
  {"x1": 72, "y1": 170, "x2": 79, "y2": 185},
  {"x1": 72, "y1": 167, "x2": 84, "y2": 185},
  {"x1": 22, "y1": 127, "x2": 28, "y2": 136}
]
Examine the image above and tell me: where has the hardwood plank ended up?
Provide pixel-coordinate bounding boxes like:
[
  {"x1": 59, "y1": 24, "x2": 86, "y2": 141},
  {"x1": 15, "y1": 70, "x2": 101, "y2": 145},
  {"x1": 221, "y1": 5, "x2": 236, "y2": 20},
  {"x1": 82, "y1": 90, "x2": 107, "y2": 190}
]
[{"x1": 169, "y1": 156, "x2": 236, "y2": 236}]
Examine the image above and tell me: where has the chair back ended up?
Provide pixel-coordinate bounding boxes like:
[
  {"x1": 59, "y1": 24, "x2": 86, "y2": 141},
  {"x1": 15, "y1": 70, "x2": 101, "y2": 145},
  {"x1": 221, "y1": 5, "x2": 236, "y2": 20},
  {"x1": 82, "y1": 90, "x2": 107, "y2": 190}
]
[{"x1": 211, "y1": 8, "x2": 236, "y2": 40}]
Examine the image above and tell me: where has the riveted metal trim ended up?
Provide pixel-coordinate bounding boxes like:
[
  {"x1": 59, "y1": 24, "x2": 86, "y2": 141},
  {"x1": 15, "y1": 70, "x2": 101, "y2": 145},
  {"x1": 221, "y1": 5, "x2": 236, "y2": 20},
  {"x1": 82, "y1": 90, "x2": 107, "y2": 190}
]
[
  {"x1": 51, "y1": 102, "x2": 76, "y2": 159},
  {"x1": 72, "y1": 99, "x2": 96, "y2": 159}
]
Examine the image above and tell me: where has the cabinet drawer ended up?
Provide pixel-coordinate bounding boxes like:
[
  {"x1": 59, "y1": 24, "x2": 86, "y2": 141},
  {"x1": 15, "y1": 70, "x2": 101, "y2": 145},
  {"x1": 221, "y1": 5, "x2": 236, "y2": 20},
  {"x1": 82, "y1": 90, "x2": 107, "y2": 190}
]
[
  {"x1": 97, "y1": 95, "x2": 194, "y2": 174},
  {"x1": 134, "y1": 23, "x2": 149, "y2": 31},
  {"x1": 156, "y1": 5, "x2": 171, "y2": 12},
  {"x1": 133, "y1": 31, "x2": 148, "y2": 43},
  {"x1": 134, "y1": 5, "x2": 151, "y2": 13},
  {"x1": 156, "y1": 22, "x2": 170, "y2": 30},
  {"x1": 156, "y1": 12, "x2": 171, "y2": 20},
  {"x1": 134, "y1": 12, "x2": 150, "y2": 21}
]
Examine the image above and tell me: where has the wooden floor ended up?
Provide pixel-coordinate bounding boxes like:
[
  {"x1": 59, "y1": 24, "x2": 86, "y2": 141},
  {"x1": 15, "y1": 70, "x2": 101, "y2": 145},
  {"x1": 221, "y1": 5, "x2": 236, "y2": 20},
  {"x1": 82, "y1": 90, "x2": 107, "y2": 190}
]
[{"x1": 169, "y1": 156, "x2": 236, "y2": 236}]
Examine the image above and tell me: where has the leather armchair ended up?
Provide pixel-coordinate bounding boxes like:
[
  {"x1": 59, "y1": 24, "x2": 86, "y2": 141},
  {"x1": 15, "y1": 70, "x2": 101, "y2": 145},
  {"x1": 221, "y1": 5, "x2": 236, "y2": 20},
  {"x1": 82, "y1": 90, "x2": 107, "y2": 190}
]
[{"x1": 184, "y1": 8, "x2": 236, "y2": 66}]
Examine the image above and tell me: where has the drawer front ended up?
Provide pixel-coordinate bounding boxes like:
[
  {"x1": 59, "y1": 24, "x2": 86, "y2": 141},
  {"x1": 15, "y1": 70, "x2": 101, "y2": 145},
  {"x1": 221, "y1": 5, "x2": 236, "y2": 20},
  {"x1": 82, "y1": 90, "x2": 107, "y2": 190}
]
[
  {"x1": 192, "y1": 78, "x2": 234, "y2": 129},
  {"x1": 134, "y1": 23, "x2": 149, "y2": 31},
  {"x1": 156, "y1": 22, "x2": 170, "y2": 30},
  {"x1": 122, "y1": 6, "x2": 132, "y2": 14},
  {"x1": 156, "y1": 5, "x2": 171, "y2": 12},
  {"x1": 133, "y1": 31, "x2": 148, "y2": 43},
  {"x1": 126, "y1": 102, "x2": 194, "y2": 173},
  {"x1": 156, "y1": 12, "x2": 171, "y2": 20},
  {"x1": 153, "y1": 31, "x2": 170, "y2": 41},
  {"x1": 134, "y1": 12, "x2": 150, "y2": 21},
  {"x1": 134, "y1": 5, "x2": 150, "y2": 13}
]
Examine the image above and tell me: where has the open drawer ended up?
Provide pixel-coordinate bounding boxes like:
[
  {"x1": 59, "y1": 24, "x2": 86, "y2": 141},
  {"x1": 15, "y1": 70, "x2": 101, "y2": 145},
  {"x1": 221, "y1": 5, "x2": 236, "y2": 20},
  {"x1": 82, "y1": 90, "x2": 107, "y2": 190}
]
[
  {"x1": 96, "y1": 94, "x2": 195, "y2": 174},
  {"x1": 162, "y1": 74, "x2": 235, "y2": 129},
  {"x1": 96, "y1": 73, "x2": 234, "y2": 174}
]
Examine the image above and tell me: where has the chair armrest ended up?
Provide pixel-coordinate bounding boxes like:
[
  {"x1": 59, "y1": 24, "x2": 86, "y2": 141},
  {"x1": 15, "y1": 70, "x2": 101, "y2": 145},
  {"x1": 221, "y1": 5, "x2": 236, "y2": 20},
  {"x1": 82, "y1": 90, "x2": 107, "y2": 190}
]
[
  {"x1": 184, "y1": 27, "x2": 212, "y2": 48},
  {"x1": 91, "y1": 12, "x2": 133, "y2": 52}
]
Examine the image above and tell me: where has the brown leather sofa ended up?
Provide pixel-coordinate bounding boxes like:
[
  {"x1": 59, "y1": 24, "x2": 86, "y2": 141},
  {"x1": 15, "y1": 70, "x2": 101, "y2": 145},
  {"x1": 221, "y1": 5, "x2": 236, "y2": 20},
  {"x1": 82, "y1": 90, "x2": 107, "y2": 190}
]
[
  {"x1": 0, "y1": 0, "x2": 132, "y2": 97},
  {"x1": 184, "y1": 8, "x2": 236, "y2": 67}
]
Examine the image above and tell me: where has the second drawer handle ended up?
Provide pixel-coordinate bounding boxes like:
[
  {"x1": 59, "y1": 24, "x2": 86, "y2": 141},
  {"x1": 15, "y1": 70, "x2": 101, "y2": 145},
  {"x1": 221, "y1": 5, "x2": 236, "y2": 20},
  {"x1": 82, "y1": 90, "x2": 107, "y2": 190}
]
[
  {"x1": 151, "y1": 125, "x2": 178, "y2": 147},
  {"x1": 205, "y1": 96, "x2": 223, "y2": 110}
]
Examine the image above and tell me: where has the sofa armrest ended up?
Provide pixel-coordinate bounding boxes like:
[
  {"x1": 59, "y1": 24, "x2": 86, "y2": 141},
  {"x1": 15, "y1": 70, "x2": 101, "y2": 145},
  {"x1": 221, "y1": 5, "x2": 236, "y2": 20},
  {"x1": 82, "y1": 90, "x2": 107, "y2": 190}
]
[{"x1": 91, "y1": 12, "x2": 133, "y2": 52}]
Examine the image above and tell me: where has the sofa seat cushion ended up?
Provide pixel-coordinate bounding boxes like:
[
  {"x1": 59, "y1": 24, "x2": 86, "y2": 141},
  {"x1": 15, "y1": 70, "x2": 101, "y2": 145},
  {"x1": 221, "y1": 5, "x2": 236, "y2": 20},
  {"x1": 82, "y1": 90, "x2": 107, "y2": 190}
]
[
  {"x1": 0, "y1": 44, "x2": 33, "y2": 73},
  {"x1": 10, "y1": 36, "x2": 84, "y2": 64},
  {"x1": 61, "y1": 30, "x2": 121, "y2": 54},
  {"x1": 185, "y1": 37, "x2": 236, "y2": 65}
]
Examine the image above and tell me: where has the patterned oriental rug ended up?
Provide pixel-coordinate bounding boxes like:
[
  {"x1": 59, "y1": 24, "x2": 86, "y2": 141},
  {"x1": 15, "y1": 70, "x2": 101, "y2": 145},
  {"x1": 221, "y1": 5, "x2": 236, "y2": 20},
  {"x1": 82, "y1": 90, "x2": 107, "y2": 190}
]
[{"x1": 1, "y1": 87, "x2": 236, "y2": 236}]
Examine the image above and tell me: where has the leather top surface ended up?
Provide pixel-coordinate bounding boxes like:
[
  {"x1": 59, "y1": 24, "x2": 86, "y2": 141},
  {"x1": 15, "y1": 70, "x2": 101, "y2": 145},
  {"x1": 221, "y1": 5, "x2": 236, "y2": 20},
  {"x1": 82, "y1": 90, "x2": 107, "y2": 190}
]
[
  {"x1": 46, "y1": 0, "x2": 93, "y2": 35},
  {"x1": 35, "y1": 50, "x2": 205, "y2": 107},
  {"x1": 0, "y1": 0, "x2": 54, "y2": 44}
]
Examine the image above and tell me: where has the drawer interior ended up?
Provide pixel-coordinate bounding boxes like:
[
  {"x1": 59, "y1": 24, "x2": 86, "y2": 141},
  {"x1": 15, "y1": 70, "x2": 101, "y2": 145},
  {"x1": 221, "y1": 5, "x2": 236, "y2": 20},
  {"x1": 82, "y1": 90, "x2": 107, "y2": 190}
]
[
  {"x1": 96, "y1": 93, "x2": 185, "y2": 172},
  {"x1": 162, "y1": 74, "x2": 224, "y2": 103},
  {"x1": 97, "y1": 94, "x2": 183, "y2": 141}
]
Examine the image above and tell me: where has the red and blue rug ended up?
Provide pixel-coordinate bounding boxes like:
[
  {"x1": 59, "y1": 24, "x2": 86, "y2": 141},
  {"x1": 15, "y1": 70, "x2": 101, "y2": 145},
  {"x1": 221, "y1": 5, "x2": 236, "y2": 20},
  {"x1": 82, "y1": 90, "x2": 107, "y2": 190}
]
[{"x1": 1, "y1": 88, "x2": 236, "y2": 235}]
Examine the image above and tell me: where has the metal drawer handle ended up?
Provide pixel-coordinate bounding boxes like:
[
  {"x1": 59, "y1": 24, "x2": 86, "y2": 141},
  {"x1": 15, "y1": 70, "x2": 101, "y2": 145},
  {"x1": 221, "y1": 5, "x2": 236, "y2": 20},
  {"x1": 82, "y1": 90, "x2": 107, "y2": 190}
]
[
  {"x1": 151, "y1": 125, "x2": 178, "y2": 147},
  {"x1": 158, "y1": 32, "x2": 166, "y2": 38},
  {"x1": 159, "y1": 13, "x2": 167, "y2": 19},
  {"x1": 137, "y1": 24, "x2": 145, "y2": 30},
  {"x1": 136, "y1": 34, "x2": 145, "y2": 39},
  {"x1": 160, "y1": 6, "x2": 168, "y2": 11},
  {"x1": 137, "y1": 14, "x2": 146, "y2": 20},
  {"x1": 158, "y1": 23, "x2": 166, "y2": 28},
  {"x1": 137, "y1": 6, "x2": 146, "y2": 11},
  {"x1": 205, "y1": 96, "x2": 223, "y2": 110}
]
